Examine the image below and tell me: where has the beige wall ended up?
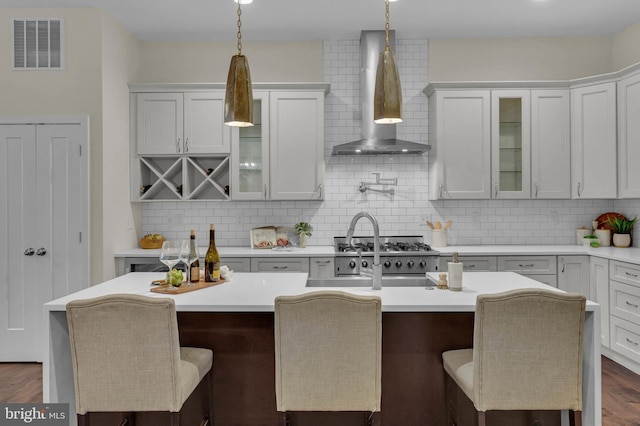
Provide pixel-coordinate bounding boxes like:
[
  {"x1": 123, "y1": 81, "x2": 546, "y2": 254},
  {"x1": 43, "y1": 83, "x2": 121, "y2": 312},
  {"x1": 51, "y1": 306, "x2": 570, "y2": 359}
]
[
  {"x1": 613, "y1": 20, "x2": 640, "y2": 71},
  {"x1": 100, "y1": 12, "x2": 142, "y2": 279},
  {"x1": 0, "y1": 8, "x2": 105, "y2": 284},
  {"x1": 137, "y1": 41, "x2": 323, "y2": 82},
  {"x1": 428, "y1": 36, "x2": 613, "y2": 81}
]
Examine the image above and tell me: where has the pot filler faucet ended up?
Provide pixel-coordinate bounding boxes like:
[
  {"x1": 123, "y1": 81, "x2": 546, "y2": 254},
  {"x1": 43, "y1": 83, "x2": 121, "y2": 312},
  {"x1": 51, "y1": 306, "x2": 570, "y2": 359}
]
[{"x1": 345, "y1": 212, "x2": 382, "y2": 290}]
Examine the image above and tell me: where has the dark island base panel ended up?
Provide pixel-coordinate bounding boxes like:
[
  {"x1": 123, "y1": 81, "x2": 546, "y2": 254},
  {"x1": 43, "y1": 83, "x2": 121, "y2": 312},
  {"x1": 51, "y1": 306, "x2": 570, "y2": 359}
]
[{"x1": 86, "y1": 312, "x2": 561, "y2": 426}]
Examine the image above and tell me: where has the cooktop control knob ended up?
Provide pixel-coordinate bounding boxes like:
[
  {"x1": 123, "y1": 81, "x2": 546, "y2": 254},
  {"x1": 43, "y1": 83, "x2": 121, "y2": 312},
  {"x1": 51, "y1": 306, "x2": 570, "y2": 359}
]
[
  {"x1": 349, "y1": 260, "x2": 356, "y2": 269},
  {"x1": 419, "y1": 260, "x2": 427, "y2": 267},
  {"x1": 384, "y1": 260, "x2": 391, "y2": 268},
  {"x1": 395, "y1": 260, "x2": 402, "y2": 268},
  {"x1": 362, "y1": 260, "x2": 369, "y2": 268},
  {"x1": 407, "y1": 261, "x2": 415, "y2": 268}
]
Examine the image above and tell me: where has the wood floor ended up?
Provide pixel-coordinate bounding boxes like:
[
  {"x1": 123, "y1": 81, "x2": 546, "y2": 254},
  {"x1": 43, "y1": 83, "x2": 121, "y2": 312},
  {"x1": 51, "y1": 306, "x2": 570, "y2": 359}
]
[{"x1": 1, "y1": 356, "x2": 639, "y2": 425}]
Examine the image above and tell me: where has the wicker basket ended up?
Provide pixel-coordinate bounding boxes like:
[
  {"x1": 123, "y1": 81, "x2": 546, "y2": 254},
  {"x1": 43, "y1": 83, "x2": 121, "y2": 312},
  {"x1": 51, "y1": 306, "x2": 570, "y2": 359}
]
[{"x1": 140, "y1": 238, "x2": 164, "y2": 249}]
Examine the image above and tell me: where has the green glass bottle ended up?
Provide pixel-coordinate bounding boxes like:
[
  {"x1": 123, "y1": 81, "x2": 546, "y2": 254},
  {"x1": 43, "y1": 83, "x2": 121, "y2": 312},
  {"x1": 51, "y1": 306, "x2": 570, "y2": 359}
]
[{"x1": 204, "y1": 224, "x2": 220, "y2": 282}]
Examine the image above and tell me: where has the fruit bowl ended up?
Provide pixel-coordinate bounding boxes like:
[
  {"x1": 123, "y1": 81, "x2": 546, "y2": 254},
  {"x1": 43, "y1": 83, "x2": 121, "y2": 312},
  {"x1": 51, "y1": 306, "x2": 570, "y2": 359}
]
[{"x1": 140, "y1": 234, "x2": 165, "y2": 249}]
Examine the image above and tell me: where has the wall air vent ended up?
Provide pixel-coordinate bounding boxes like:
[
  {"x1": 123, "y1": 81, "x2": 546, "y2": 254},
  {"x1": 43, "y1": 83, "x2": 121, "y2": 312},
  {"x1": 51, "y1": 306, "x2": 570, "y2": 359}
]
[{"x1": 12, "y1": 19, "x2": 63, "y2": 70}]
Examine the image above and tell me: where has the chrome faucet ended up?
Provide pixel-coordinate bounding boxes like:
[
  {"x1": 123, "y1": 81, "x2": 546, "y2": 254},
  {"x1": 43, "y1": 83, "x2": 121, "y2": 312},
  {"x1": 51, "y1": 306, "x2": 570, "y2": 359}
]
[{"x1": 345, "y1": 212, "x2": 382, "y2": 290}]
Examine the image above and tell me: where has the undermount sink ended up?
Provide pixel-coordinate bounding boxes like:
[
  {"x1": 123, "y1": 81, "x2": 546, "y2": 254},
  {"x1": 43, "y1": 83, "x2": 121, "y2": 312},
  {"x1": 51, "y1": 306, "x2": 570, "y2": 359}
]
[{"x1": 306, "y1": 276, "x2": 437, "y2": 288}]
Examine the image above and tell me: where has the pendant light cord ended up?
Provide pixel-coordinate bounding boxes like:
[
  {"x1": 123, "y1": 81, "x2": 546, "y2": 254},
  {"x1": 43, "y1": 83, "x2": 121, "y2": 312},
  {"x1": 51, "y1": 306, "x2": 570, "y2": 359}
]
[
  {"x1": 236, "y1": 1, "x2": 243, "y2": 55},
  {"x1": 384, "y1": 0, "x2": 390, "y2": 52}
]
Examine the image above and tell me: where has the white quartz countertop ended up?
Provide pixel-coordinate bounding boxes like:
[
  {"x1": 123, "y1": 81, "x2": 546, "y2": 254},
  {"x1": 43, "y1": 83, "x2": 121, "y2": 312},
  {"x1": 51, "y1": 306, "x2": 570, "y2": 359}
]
[
  {"x1": 45, "y1": 271, "x2": 598, "y2": 313},
  {"x1": 114, "y1": 246, "x2": 335, "y2": 258}
]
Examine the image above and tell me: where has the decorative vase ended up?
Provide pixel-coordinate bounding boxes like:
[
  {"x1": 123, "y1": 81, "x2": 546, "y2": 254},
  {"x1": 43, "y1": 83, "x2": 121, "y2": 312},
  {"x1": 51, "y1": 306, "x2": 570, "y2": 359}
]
[
  {"x1": 298, "y1": 234, "x2": 307, "y2": 248},
  {"x1": 613, "y1": 233, "x2": 631, "y2": 248}
]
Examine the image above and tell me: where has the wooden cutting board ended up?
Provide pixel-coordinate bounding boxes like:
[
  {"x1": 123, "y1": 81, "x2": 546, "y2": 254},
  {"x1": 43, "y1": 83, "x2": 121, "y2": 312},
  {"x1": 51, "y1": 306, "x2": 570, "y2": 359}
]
[{"x1": 150, "y1": 278, "x2": 226, "y2": 294}]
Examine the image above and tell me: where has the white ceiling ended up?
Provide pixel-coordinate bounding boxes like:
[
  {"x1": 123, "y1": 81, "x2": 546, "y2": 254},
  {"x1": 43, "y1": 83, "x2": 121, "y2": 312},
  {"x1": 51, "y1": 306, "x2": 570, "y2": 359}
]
[{"x1": 2, "y1": 0, "x2": 640, "y2": 42}]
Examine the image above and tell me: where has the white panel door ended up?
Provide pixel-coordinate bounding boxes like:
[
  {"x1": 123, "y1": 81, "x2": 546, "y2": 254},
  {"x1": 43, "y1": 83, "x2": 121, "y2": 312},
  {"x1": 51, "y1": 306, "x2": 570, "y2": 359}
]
[
  {"x1": 570, "y1": 83, "x2": 617, "y2": 199},
  {"x1": 0, "y1": 122, "x2": 88, "y2": 361}
]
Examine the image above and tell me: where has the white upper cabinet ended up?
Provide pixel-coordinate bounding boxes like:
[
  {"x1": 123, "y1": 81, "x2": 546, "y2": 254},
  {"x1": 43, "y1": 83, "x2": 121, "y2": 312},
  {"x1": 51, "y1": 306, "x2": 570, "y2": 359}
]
[
  {"x1": 491, "y1": 90, "x2": 531, "y2": 199},
  {"x1": 230, "y1": 88, "x2": 327, "y2": 201},
  {"x1": 231, "y1": 91, "x2": 270, "y2": 200},
  {"x1": 269, "y1": 91, "x2": 325, "y2": 200},
  {"x1": 429, "y1": 90, "x2": 491, "y2": 199},
  {"x1": 136, "y1": 93, "x2": 184, "y2": 155},
  {"x1": 183, "y1": 92, "x2": 230, "y2": 154},
  {"x1": 136, "y1": 91, "x2": 230, "y2": 155},
  {"x1": 429, "y1": 86, "x2": 570, "y2": 200},
  {"x1": 531, "y1": 90, "x2": 571, "y2": 199},
  {"x1": 617, "y1": 70, "x2": 640, "y2": 198},
  {"x1": 571, "y1": 82, "x2": 617, "y2": 199}
]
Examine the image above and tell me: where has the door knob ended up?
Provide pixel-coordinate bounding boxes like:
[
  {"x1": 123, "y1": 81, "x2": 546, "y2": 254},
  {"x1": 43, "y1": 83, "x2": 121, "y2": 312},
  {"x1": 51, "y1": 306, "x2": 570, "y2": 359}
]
[
  {"x1": 24, "y1": 248, "x2": 35, "y2": 256},
  {"x1": 36, "y1": 248, "x2": 47, "y2": 256}
]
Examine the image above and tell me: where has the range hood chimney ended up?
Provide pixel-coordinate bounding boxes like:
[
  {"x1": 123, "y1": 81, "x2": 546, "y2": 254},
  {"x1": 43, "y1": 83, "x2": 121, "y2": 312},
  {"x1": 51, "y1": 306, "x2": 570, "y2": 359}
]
[{"x1": 332, "y1": 30, "x2": 430, "y2": 155}]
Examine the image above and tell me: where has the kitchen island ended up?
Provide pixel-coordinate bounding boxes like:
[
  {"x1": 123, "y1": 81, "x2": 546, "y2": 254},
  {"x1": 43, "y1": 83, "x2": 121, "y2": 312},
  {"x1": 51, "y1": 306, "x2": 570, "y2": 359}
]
[{"x1": 44, "y1": 272, "x2": 600, "y2": 426}]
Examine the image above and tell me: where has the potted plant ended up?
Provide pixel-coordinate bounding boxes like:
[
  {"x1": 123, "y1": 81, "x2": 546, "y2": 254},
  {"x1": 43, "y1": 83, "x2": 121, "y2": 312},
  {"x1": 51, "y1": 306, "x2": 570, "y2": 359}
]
[
  {"x1": 294, "y1": 222, "x2": 313, "y2": 248},
  {"x1": 608, "y1": 215, "x2": 637, "y2": 248}
]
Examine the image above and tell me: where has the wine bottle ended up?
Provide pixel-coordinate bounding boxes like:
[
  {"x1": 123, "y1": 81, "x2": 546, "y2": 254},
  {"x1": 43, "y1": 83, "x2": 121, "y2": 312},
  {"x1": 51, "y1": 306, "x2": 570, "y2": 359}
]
[
  {"x1": 204, "y1": 224, "x2": 220, "y2": 282},
  {"x1": 189, "y1": 229, "x2": 200, "y2": 283}
]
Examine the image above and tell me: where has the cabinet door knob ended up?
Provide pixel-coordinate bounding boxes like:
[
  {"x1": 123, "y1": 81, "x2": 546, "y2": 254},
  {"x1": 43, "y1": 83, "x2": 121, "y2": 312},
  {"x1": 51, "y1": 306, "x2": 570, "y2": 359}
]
[
  {"x1": 24, "y1": 248, "x2": 35, "y2": 256},
  {"x1": 36, "y1": 248, "x2": 47, "y2": 256}
]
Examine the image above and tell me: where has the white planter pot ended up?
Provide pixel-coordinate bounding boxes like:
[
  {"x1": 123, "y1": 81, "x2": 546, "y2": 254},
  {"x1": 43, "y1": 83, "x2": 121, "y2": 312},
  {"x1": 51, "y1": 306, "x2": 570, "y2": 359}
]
[{"x1": 613, "y1": 233, "x2": 631, "y2": 248}]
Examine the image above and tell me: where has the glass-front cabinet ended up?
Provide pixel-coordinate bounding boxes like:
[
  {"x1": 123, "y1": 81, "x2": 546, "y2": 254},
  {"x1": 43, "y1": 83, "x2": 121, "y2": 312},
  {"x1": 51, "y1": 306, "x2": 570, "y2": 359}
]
[
  {"x1": 491, "y1": 90, "x2": 531, "y2": 199},
  {"x1": 231, "y1": 91, "x2": 270, "y2": 200}
]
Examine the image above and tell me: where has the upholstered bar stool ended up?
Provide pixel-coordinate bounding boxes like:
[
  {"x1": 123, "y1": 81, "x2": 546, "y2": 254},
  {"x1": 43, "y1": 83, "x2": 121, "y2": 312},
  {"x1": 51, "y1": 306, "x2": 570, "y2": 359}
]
[
  {"x1": 66, "y1": 294, "x2": 213, "y2": 426},
  {"x1": 442, "y1": 289, "x2": 586, "y2": 426},
  {"x1": 274, "y1": 291, "x2": 382, "y2": 426}
]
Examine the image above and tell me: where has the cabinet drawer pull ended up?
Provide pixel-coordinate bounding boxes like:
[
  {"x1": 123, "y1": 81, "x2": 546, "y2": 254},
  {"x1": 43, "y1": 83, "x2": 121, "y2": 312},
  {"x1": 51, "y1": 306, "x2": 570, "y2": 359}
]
[
  {"x1": 316, "y1": 260, "x2": 331, "y2": 264},
  {"x1": 464, "y1": 264, "x2": 476, "y2": 269},
  {"x1": 625, "y1": 271, "x2": 639, "y2": 278},
  {"x1": 625, "y1": 301, "x2": 639, "y2": 308},
  {"x1": 577, "y1": 182, "x2": 581, "y2": 197},
  {"x1": 176, "y1": 138, "x2": 181, "y2": 153},
  {"x1": 626, "y1": 337, "x2": 639, "y2": 346},
  {"x1": 184, "y1": 138, "x2": 189, "y2": 153},
  {"x1": 534, "y1": 183, "x2": 538, "y2": 198},
  {"x1": 273, "y1": 265, "x2": 288, "y2": 270},
  {"x1": 439, "y1": 183, "x2": 443, "y2": 198},
  {"x1": 494, "y1": 182, "x2": 498, "y2": 197},
  {"x1": 518, "y1": 264, "x2": 535, "y2": 268}
]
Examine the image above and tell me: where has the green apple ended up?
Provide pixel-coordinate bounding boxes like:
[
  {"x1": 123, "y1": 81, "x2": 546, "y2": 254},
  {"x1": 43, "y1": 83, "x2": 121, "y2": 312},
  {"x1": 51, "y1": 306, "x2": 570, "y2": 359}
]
[{"x1": 166, "y1": 268, "x2": 183, "y2": 286}]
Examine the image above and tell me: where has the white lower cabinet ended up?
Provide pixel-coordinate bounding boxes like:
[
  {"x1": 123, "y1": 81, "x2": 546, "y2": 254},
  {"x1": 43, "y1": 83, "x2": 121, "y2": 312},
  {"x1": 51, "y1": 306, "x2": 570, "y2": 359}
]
[
  {"x1": 250, "y1": 258, "x2": 310, "y2": 273},
  {"x1": 310, "y1": 258, "x2": 335, "y2": 279},
  {"x1": 557, "y1": 255, "x2": 590, "y2": 297},
  {"x1": 220, "y1": 257, "x2": 251, "y2": 273},
  {"x1": 439, "y1": 256, "x2": 497, "y2": 272},
  {"x1": 498, "y1": 255, "x2": 557, "y2": 286},
  {"x1": 590, "y1": 256, "x2": 610, "y2": 348},
  {"x1": 609, "y1": 260, "x2": 640, "y2": 369}
]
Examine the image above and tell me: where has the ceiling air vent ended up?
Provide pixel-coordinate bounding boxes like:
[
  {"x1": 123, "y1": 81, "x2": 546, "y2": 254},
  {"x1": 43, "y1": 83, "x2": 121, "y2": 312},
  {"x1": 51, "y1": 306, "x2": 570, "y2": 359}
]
[{"x1": 12, "y1": 19, "x2": 63, "y2": 70}]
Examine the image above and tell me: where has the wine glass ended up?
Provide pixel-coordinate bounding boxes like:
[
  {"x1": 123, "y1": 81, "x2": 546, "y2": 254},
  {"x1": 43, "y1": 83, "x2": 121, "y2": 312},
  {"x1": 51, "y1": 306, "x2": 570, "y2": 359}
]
[
  {"x1": 180, "y1": 239, "x2": 199, "y2": 286},
  {"x1": 159, "y1": 241, "x2": 181, "y2": 287}
]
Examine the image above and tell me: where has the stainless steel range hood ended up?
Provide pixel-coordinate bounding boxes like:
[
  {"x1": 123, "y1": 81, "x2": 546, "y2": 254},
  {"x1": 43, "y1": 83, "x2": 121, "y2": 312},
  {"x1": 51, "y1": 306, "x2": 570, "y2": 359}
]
[{"x1": 332, "y1": 30, "x2": 430, "y2": 156}]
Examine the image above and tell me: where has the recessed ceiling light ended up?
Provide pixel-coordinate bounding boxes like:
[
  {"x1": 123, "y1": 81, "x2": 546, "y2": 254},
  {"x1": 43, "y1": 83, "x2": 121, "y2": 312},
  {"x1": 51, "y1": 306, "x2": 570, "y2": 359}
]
[{"x1": 234, "y1": 0, "x2": 253, "y2": 4}]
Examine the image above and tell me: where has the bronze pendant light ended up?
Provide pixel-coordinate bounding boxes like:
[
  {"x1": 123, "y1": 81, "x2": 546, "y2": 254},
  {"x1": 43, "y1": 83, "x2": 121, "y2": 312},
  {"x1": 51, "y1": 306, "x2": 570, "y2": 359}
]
[
  {"x1": 374, "y1": 0, "x2": 403, "y2": 124},
  {"x1": 224, "y1": 0, "x2": 254, "y2": 127}
]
